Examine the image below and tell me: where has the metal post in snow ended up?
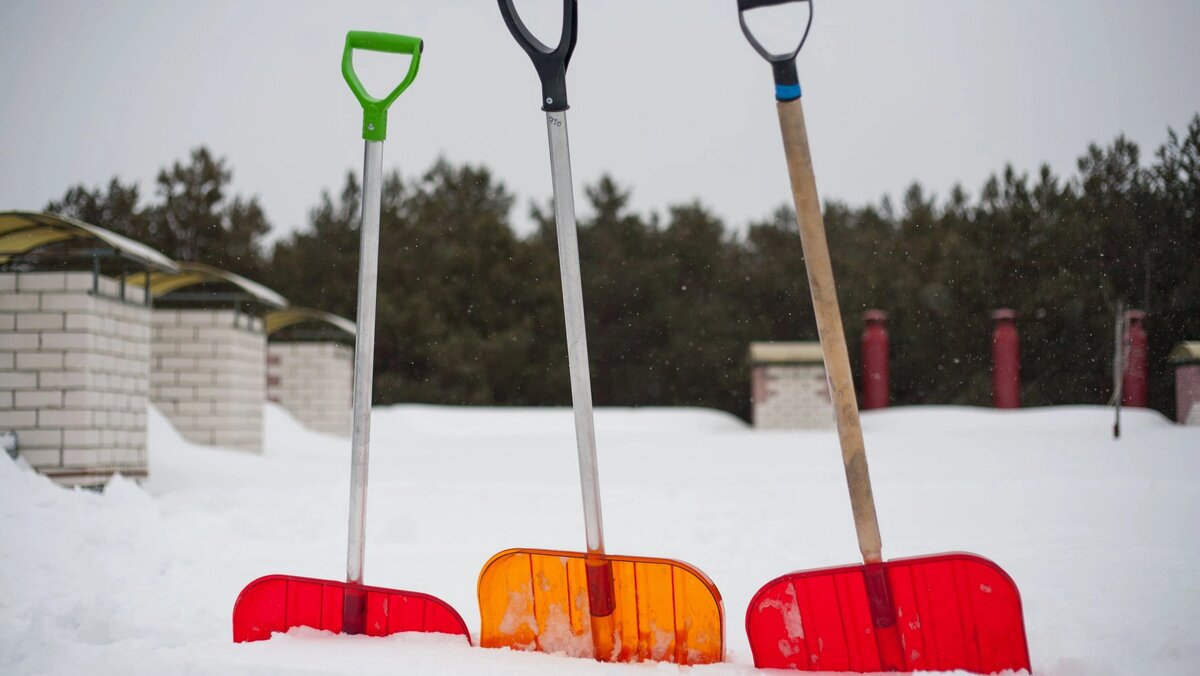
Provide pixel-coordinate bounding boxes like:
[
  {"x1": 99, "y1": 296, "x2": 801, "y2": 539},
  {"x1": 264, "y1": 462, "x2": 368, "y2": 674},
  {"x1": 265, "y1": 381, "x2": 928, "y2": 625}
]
[{"x1": 992, "y1": 308, "x2": 1020, "y2": 409}]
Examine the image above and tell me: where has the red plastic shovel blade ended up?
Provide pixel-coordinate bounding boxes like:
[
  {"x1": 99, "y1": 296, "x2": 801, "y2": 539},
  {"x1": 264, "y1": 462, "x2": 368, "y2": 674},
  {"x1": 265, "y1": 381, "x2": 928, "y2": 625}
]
[
  {"x1": 746, "y1": 553, "x2": 1030, "y2": 674},
  {"x1": 232, "y1": 574, "x2": 471, "y2": 643}
]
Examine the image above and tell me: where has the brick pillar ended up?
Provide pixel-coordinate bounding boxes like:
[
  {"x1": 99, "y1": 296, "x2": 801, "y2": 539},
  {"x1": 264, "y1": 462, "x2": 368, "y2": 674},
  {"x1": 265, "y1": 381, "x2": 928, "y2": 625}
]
[
  {"x1": 861, "y1": 310, "x2": 889, "y2": 410},
  {"x1": 0, "y1": 271, "x2": 150, "y2": 485},
  {"x1": 751, "y1": 365, "x2": 769, "y2": 407},
  {"x1": 266, "y1": 342, "x2": 353, "y2": 435},
  {"x1": 1176, "y1": 364, "x2": 1200, "y2": 425},
  {"x1": 992, "y1": 308, "x2": 1020, "y2": 409},
  {"x1": 1121, "y1": 310, "x2": 1148, "y2": 407},
  {"x1": 749, "y1": 342, "x2": 833, "y2": 429},
  {"x1": 151, "y1": 309, "x2": 265, "y2": 452}
]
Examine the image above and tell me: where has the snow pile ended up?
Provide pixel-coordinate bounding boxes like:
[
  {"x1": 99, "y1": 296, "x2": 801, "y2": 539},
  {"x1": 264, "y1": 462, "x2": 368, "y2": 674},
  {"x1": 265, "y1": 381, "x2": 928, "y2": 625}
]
[{"x1": 1, "y1": 403, "x2": 1198, "y2": 675}]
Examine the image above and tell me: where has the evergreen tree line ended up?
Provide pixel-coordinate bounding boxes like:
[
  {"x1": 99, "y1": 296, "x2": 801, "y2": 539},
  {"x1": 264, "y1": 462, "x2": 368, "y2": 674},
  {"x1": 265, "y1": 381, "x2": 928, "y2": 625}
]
[{"x1": 47, "y1": 116, "x2": 1200, "y2": 420}]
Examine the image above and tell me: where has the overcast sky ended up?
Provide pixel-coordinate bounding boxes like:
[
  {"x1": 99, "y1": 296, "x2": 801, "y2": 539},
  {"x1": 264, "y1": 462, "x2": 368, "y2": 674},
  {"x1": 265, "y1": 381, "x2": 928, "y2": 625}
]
[{"x1": 2, "y1": 1, "x2": 1197, "y2": 241}]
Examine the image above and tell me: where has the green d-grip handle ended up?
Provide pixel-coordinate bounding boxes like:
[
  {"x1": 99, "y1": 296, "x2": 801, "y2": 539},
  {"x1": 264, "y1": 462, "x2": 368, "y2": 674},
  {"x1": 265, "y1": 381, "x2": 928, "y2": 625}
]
[{"x1": 342, "y1": 31, "x2": 423, "y2": 141}]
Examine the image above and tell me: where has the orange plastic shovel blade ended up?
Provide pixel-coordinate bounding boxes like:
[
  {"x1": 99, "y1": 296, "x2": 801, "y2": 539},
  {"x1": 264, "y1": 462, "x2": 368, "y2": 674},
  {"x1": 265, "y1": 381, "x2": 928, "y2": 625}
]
[
  {"x1": 477, "y1": 548, "x2": 724, "y2": 664},
  {"x1": 232, "y1": 574, "x2": 471, "y2": 643},
  {"x1": 746, "y1": 553, "x2": 1030, "y2": 673}
]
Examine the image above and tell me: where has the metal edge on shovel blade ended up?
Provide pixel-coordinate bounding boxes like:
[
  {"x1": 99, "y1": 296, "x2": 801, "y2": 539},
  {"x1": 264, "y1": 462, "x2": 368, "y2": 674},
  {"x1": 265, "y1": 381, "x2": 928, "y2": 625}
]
[
  {"x1": 477, "y1": 548, "x2": 724, "y2": 664},
  {"x1": 745, "y1": 552, "x2": 1030, "y2": 673},
  {"x1": 232, "y1": 574, "x2": 471, "y2": 643}
]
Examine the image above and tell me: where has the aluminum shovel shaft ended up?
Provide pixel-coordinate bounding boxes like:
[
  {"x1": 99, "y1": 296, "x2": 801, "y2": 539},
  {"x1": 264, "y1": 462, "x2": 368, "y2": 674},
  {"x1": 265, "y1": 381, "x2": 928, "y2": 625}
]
[
  {"x1": 344, "y1": 139, "x2": 384, "y2": 629},
  {"x1": 546, "y1": 110, "x2": 606, "y2": 558}
]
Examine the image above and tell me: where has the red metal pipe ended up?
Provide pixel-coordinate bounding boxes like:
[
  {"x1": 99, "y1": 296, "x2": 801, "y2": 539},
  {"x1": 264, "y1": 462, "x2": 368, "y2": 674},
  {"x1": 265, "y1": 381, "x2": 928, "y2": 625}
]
[
  {"x1": 1122, "y1": 310, "x2": 1148, "y2": 408},
  {"x1": 861, "y1": 310, "x2": 890, "y2": 409},
  {"x1": 992, "y1": 309, "x2": 1020, "y2": 409}
]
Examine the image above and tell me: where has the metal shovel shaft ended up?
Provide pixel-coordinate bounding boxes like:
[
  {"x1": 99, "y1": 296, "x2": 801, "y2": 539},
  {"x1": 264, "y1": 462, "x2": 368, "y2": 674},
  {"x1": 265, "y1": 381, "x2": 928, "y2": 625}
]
[
  {"x1": 1112, "y1": 300, "x2": 1125, "y2": 438},
  {"x1": 545, "y1": 110, "x2": 606, "y2": 559},
  {"x1": 347, "y1": 139, "x2": 384, "y2": 589}
]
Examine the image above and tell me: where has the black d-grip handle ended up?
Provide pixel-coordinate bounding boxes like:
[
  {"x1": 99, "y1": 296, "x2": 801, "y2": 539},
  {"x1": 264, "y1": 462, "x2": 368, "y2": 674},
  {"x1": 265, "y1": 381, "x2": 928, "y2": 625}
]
[
  {"x1": 497, "y1": 0, "x2": 578, "y2": 112},
  {"x1": 737, "y1": 0, "x2": 813, "y2": 101}
]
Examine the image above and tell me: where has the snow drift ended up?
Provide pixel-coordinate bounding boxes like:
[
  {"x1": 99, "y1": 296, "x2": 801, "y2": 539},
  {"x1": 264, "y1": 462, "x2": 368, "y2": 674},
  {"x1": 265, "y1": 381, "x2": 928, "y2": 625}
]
[{"x1": 1, "y1": 403, "x2": 1197, "y2": 675}]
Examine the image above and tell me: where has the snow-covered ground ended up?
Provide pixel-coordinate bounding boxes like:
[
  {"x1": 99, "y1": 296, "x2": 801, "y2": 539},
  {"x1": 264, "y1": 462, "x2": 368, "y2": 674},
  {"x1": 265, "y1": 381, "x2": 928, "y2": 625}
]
[{"x1": 2, "y1": 402, "x2": 1197, "y2": 675}]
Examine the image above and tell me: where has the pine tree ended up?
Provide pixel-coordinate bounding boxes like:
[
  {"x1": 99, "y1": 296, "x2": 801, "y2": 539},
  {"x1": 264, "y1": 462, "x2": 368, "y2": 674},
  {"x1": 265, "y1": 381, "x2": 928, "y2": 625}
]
[{"x1": 45, "y1": 147, "x2": 271, "y2": 282}]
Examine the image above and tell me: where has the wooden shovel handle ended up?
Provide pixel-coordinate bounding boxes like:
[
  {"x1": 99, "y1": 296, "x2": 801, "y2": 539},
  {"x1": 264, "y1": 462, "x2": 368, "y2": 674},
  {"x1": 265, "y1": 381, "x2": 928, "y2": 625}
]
[{"x1": 776, "y1": 97, "x2": 883, "y2": 564}]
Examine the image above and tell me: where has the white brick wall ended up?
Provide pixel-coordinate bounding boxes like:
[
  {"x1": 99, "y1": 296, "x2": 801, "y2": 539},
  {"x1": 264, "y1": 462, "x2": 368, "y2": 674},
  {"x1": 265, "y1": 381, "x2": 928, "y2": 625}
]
[
  {"x1": 150, "y1": 309, "x2": 265, "y2": 452},
  {"x1": 267, "y1": 342, "x2": 352, "y2": 436},
  {"x1": 751, "y1": 362, "x2": 835, "y2": 430},
  {"x1": 0, "y1": 271, "x2": 151, "y2": 485}
]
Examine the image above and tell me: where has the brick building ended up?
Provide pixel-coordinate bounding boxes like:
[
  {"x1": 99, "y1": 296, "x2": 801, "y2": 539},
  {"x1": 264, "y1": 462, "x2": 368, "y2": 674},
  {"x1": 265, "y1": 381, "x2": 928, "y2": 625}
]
[
  {"x1": 0, "y1": 211, "x2": 177, "y2": 485},
  {"x1": 1170, "y1": 341, "x2": 1200, "y2": 426},
  {"x1": 750, "y1": 341, "x2": 834, "y2": 429},
  {"x1": 265, "y1": 308, "x2": 355, "y2": 436},
  {"x1": 132, "y1": 262, "x2": 286, "y2": 452}
]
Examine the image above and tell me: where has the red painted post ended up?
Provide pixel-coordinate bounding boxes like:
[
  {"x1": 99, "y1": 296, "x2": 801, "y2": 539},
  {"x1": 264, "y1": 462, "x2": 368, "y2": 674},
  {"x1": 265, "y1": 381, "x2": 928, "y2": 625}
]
[
  {"x1": 1121, "y1": 310, "x2": 1148, "y2": 407},
  {"x1": 861, "y1": 310, "x2": 890, "y2": 409},
  {"x1": 992, "y1": 309, "x2": 1020, "y2": 409}
]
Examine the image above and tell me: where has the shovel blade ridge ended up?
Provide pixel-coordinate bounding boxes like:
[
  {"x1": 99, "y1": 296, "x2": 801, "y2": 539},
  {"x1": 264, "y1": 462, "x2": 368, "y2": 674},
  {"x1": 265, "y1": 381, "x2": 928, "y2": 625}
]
[
  {"x1": 232, "y1": 574, "x2": 471, "y2": 643},
  {"x1": 477, "y1": 548, "x2": 724, "y2": 665},
  {"x1": 746, "y1": 552, "x2": 1030, "y2": 674}
]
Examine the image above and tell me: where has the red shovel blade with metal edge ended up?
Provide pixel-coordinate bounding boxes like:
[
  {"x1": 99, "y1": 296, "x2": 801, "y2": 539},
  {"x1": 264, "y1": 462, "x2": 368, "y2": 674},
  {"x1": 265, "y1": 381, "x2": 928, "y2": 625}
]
[
  {"x1": 233, "y1": 575, "x2": 469, "y2": 643},
  {"x1": 746, "y1": 554, "x2": 1030, "y2": 672}
]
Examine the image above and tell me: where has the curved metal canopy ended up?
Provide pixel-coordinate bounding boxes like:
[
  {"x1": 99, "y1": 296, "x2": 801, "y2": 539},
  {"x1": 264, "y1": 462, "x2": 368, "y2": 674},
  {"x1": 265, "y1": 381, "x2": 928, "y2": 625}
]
[
  {"x1": 127, "y1": 261, "x2": 287, "y2": 308},
  {"x1": 0, "y1": 210, "x2": 178, "y2": 271},
  {"x1": 265, "y1": 307, "x2": 356, "y2": 337}
]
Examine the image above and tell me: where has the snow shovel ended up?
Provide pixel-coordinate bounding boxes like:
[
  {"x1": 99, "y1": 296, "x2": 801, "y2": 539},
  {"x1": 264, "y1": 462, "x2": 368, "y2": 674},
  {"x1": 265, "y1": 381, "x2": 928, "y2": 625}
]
[
  {"x1": 232, "y1": 31, "x2": 468, "y2": 643},
  {"x1": 476, "y1": 1, "x2": 724, "y2": 664},
  {"x1": 736, "y1": 2, "x2": 1030, "y2": 672}
]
